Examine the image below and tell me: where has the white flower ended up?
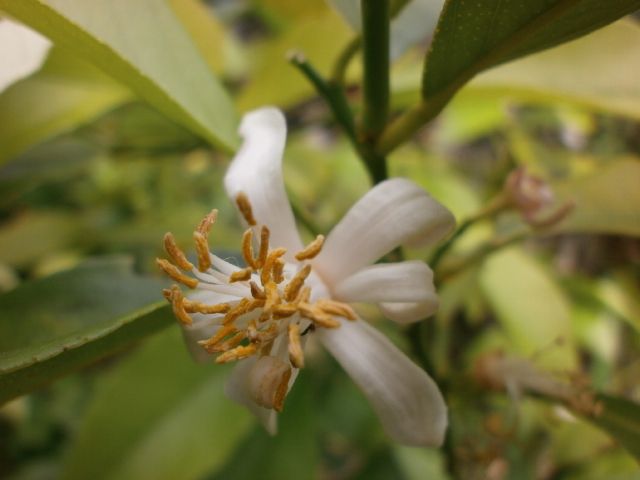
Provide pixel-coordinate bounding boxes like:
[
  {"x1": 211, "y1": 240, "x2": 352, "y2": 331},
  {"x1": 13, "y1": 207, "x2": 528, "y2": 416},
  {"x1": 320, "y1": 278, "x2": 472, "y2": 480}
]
[
  {"x1": 0, "y1": 18, "x2": 50, "y2": 93},
  {"x1": 158, "y1": 107, "x2": 456, "y2": 447}
]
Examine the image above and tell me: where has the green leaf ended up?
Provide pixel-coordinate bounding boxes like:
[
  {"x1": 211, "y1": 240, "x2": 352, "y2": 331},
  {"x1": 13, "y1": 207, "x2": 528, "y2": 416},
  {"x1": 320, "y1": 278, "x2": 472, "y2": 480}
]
[
  {"x1": 466, "y1": 20, "x2": 640, "y2": 121},
  {"x1": 0, "y1": 47, "x2": 131, "y2": 165},
  {"x1": 480, "y1": 247, "x2": 576, "y2": 369},
  {"x1": 552, "y1": 158, "x2": 640, "y2": 236},
  {"x1": 0, "y1": 0, "x2": 239, "y2": 151},
  {"x1": 212, "y1": 374, "x2": 318, "y2": 480},
  {"x1": 0, "y1": 257, "x2": 170, "y2": 404},
  {"x1": 422, "y1": 0, "x2": 640, "y2": 106},
  {"x1": 589, "y1": 394, "x2": 640, "y2": 461},
  {"x1": 62, "y1": 328, "x2": 252, "y2": 480}
]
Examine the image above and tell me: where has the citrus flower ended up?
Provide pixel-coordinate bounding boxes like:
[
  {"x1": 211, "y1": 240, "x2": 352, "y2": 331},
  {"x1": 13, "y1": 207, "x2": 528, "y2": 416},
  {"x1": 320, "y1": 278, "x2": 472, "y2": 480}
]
[{"x1": 157, "y1": 107, "x2": 455, "y2": 447}]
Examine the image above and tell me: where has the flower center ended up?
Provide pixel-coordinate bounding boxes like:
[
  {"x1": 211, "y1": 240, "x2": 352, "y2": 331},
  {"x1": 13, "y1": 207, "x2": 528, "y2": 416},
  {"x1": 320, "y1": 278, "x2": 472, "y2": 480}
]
[{"x1": 157, "y1": 193, "x2": 356, "y2": 369}]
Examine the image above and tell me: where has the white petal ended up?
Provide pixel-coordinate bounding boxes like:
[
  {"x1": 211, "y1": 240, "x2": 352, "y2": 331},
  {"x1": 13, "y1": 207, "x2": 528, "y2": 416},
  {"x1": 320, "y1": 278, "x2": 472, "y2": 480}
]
[
  {"x1": 318, "y1": 319, "x2": 447, "y2": 446},
  {"x1": 224, "y1": 357, "x2": 278, "y2": 435},
  {"x1": 180, "y1": 322, "x2": 217, "y2": 363},
  {"x1": 378, "y1": 300, "x2": 439, "y2": 325},
  {"x1": 224, "y1": 108, "x2": 303, "y2": 259},
  {"x1": 0, "y1": 19, "x2": 51, "y2": 93},
  {"x1": 334, "y1": 260, "x2": 435, "y2": 303},
  {"x1": 315, "y1": 178, "x2": 455, "y2": 285},
  {"x1": 333, "y1": 260, "x2": 439, "y2": 324}
]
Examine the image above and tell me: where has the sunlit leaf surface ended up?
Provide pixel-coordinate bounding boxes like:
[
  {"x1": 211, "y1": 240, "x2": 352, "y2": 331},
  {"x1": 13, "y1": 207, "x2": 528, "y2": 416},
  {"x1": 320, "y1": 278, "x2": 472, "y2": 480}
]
[{"x1": 0, "y1": 0, "x2": 239, "y2": 151}]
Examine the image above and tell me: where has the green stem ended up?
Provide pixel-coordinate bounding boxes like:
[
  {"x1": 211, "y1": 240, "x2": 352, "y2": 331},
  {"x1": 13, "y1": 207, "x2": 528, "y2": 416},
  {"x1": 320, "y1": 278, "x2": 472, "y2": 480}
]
[
  {"x1": 376, "y1": 0, "x2": 581, "y2": 156},
  {"x1": 439, "y1": 229, "x2": 529, "y2": 281},
  {"x1": 360, "y1": 0, "x2": 390, "y2": 141},
  {"x1": 288, "y1": 52, "x2": 357, "y2": 144},
  {"x1": 331, "y1": 36, "x2": 361, "y2": 87}
]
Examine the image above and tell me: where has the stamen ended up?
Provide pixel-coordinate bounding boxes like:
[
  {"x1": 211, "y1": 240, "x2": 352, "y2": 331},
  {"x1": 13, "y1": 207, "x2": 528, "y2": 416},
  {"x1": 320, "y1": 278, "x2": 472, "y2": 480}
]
[
  {"x1": 235, "y1": 192, "x2": 257, "y2": 226},
  {"x1": 298, "y1": 302, "x2": 340, "y2": 328},
  {"x1": 295, "y1": 286, "x2": 311, "y2": 304},
  {"x1": 257, "y1": 226, "x2": 270, "y2": 268},
  {"x1": 170, "y1": 285, "x2": 193, "y2": 325},
  {"x1": 193, "y1": 231, "x2": 212, "y2": 272},
  {"x1": 272, "y1": 303, "x2": 298, "y2": 319},
  {"x1": 163, "y1": 233, "x2": 194, "y2": 271},
  {"x1": 250, "y1": 281, "x2": 266, "y2": 299},
  {"x1": 196, "y1": 209, "x2": 218, "y2": 238},
  {"x1": 215, "y1": 344, "x2": 257, "y2": 364},
  {"x1": 183, "y1": 299, "x2": 231, "y2": 314},
  {"x1": 284, "y1": 265, "x2": 311, "y2": 302},
  {"x1": 156, "y1": 259, "x2": 198, "y2": 289},
  {"x1": 229, "y1": 267, "x2": 253, "y2": 283},
  {"x1": 288, "y1": 323, "x2": 305, "y2": 368},
  {"x1": 241, "y1": 229, "x2": 258, "y2": 269},
  {"x1": 317, "y1": 299, "x2": 357, "y2": 321},
  {"x1": 261, "y1": 247, "x2": 287, "y2": 285},
  {"x1": 263, "y1": 280, "x2": 281, "y2": 312},
  {"x1": 162, "y1": 288, "x2": 173, "y2": 301},
  {"x1": 295, "y1": 234, "x2": 325, "y2": 261},
  {"x1": 223, "y1": 298, "x2": 252, "y2": 325},
  {"x1": 199, "y1": 323, "x2": 237, "y2": 350},
  {"x1": 272, "y1": 259, "x2": 285, "y2": 284}
]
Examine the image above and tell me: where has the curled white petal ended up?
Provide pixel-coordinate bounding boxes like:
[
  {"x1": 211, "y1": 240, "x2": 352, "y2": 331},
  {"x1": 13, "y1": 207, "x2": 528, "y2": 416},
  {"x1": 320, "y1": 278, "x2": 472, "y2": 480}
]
[
  {"x1": 315, "y1": 178, "x2": 455, "y2": 285},
  {"x1": 378, "y1": 300, "x2": 439, "y2": 324},
  {"x1": 0, "y1": 19, "x2": 51, "y2": 93},
  {"x1": 333, "y1": 260, "x2": 436, "y2": 303},
  {"x1": 333, "y1": 260, "x2": 439, "y2": 324},
  {"x1": 224, "y1": 107, "x2": 303, "y2": 259},
  {"x1": 318, "y1": 318, "x2": 447, "y2": 447}
]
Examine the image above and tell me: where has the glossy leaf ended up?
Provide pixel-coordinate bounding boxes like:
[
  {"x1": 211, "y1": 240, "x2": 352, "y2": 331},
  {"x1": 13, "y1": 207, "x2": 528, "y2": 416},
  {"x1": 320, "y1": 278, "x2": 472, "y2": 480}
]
[
  {"x1": 0, "y1": 47, "x2": 131, "y2": 165},
  {"x1": 0, "y1": 257, "x2": 170, "y2": 404},
  {"x1": 552, "y1": 158, "x2": 640, "y2": 237},
  {"x1": 62, "y1": 328, "x2": 252, "y2": 480},
  {"x1": 588, "y1": 395, "x2": 640, "y2": 460},
  {"x1": 421, "y1": 0, "x2": 640, "y2": 105},
  {"x1": 468, "y1": 20, "x2": 640, "y2": 121},
  {"x1": 480, "y1": 247, "x2": 576, "y2": 369},
  {"x1": 0, "y1": 0, "x2": 239, "y2": 151}
]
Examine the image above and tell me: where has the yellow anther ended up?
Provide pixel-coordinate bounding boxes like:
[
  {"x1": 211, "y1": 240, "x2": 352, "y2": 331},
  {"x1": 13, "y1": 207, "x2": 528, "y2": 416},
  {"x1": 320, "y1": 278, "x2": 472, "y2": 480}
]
[
  {"x1": 295, "y1": 234, "x2": 325, "y2": 261},
  {"x1": 272, "y1": 259, "x2": 285, "y2": 284},
  {"x1": 264, "y1": 280, "x2": 281, "y2": 312},
  {"x1": 295, "y1": 286, "x2": 311, "y2": 304},
  {"x1": 193, "y1": 231, "x2": 212, "y2": 272},
  {"x1": 298, "y1": 302, "x2": 340, "y2": 328},
  {"x1": 170, "y1": 286, "x2": 193, "y2": 326},
  {"x1": 199, "y1": 323, "x2": 237, "y2": 350},
  {"x1": 156, "y1": 258, "x2": 198, "y2": 289},
  {"x1": 183, "y1": 299, "x2": 230, "y2": 314},
  {"x1": 235, "y1": 192, "x2": 257, "y2": 226},
  {"x1": 272, "y1": 303, "x2": 298, "y2": 319},
  {"x1": 257, "y1": 226, "x2": 270, "y2": 268},
  {"x1": 288, "y1": 324, "x2": 305, "y2": 368},
  {"x1": 162, "y1": 288, "x2": 173, "y2": 301},
  {"x1": 229, "y1": 267, "x2": 253, "y2": 283},
  {"x1": 222, "y1": 298, "x2": 252, "y2": 325},
  {"x1": 215, "y1": 344, "x2": 257, "y2": 364},
  {"x1": 250, "y1": 281, "x2": 266, "y2": 299},
  {"x1": 163, "y1": 233, "x2": 194, "y2": 271},
  {"x1": 261, "y1": 247, "x2": 287, "y2": 285},
  {"x1": 196, "y1": 209, "x2": 218, "y2": 238},
  {"x1": 241, "y1": 229, "x2": 257, "y2": 269},
  {"x1": 284, "y1": 264, "x2": 311, "y2": 302},
  {"x1": 317, "y1": 299, "x2": 357, "y2": 321}
]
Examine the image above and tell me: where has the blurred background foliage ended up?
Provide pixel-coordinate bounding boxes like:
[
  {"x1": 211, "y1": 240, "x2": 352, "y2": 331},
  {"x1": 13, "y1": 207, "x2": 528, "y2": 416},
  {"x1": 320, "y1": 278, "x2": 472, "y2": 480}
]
[{"x1": 0, "y1": 0, "x2": 639, "y2": 479}]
